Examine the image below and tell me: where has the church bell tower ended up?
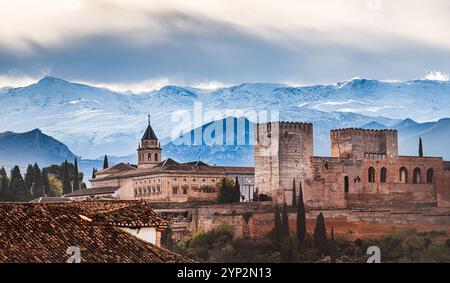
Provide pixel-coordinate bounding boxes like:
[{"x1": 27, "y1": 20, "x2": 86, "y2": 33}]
[{"x1": 137, "y1": 115, "x2": 162, "y2": 168}]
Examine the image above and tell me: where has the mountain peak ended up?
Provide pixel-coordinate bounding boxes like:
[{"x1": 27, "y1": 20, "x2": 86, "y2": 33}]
[
  {"x1": 394, "y1": 118, "x2": 418, "y2": 129},
  {"x1": 37, "y1": 75, "x2": 70, "y2": 85}
]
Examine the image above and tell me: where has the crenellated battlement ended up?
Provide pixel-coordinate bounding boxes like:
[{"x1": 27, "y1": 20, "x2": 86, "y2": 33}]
[
  {"x1": 257, "y1": 121, "x2": 313, "y2": 134},
  {"x1": 330, "y1": 128, "x2": 397, "y2": 138}
]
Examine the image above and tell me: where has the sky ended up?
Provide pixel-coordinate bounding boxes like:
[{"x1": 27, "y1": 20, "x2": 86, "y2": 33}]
[{"x1": 1, "y1": 0, "x2": 450, "y2": 92}]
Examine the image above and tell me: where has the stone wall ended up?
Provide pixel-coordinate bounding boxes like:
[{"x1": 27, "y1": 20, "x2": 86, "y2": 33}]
[
  {"x1": 254, "y1": 122, "x2": 313, "y2": 204},
  {"x1": 330, "y1": 129, "x2": 398, "y2": 160},
  {"x1": 177, "y1": 202, "x2": 450, "y2": 241}
]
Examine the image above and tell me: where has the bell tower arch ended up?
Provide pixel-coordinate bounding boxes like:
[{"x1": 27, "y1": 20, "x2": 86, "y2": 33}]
[{"x1": 137, "y1": 115, "x2": 162, "y2": 168}]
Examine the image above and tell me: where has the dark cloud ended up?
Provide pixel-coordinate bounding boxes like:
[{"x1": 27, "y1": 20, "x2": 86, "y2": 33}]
[{"x1": 1, "y1": 10, "x2": 450, "y2": 87}]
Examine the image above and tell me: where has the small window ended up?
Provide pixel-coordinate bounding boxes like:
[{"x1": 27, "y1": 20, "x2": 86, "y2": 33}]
[
  {"x1": 368, "y1": 167, "x2": 375, "y2": 183},
  {"x1": 413, "y1": 167, "x2": 421, "y2": 184},
  {"x1": 344, "y1": 176, "x2": 349, "y2": 193},
  {"x1": 427, "y1": 168, "x2": 433, "y2": 184},
  {"x1": 380, "y1": 167, "x2": 387, "y2": 183},
  {"x1": 400, "y1": 167, "x2": 408, "y2": 183}
]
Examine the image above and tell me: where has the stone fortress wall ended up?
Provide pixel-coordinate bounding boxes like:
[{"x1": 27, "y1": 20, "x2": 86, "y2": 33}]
[{"x1": 255, "y1": 122, "x2": 450, "y2": 209}]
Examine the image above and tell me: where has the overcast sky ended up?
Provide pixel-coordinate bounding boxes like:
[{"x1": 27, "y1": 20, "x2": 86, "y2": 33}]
[{"x1": 1, "y1": 0, "x2": 450, "y2": 91}]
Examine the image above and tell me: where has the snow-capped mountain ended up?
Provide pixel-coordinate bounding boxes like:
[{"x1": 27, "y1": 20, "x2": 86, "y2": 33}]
[
  {"x1": 164, "y1": 117, "x2": 450, "y2": 166},
  {"x1": 0, "y1": 76, "x2": 449, "y2": 160},
  {"x1": 362, "y1": 118, "x2": 450, "y2": 159}
]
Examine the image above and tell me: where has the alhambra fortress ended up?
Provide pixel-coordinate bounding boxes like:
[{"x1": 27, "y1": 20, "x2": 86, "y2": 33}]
[{"x1": 65, "y1": 120, "x2": 450, "y2": 241}]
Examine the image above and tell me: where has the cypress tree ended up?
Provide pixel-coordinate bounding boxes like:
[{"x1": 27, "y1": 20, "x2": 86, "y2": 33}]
[
  {"x1": 24, "y1": 164, "x2": 34, "y2": 191},
  {"x1": 103, "y1": 155, "x2": 109, "y2": 169},
  {"x1": 32, "y1": 163, "x2": 44, "y2": 198},
  {"x1": 62, "y1": 160, "x2": 72, "y2": 195},
  {"x1": 10, "y1": 166, "x2": 30, "y2": 201},
  {"x1": 0, "y1": 174, "x2": 9, "y2": 201},
  {"x1": 330, "y1": 226, "x2": 337, "y2": 263},
  {"x1": 419, "y1": 137, "x2": 423, "y2": 157},
  {"x1": 42, "y1": 168, "x2": 51, "y2": 197},
  {"x1": 313, "y1": 212, "x2": 328, "y2": 256},
  {"x1": 0, "y1": 167, "x2": 6, "y2": 177},
  {"x1": 297, "y1": 181, "x2": 306, "y2": 251},
  {"x1": 281, "y1": 203, "x2": 290, "y2": 240},
  {"x1": 0, "y1": 167, "x2": 8, "y2": 201},
  {"x1": 292, "y1": 178, "x2": 297, "y2": 208},
  {"x1": 73, "y1": 158, "x2": 80, "y2": 191},
  {"x1": 92, "y1": 167, "x2": 97, "y2": 179},
  {"x1": 274, "y1": 205, "x2": 283, "y2": 248},
  {"x1": 233, "y1": 176, "x2": 241, "y2": 203}
]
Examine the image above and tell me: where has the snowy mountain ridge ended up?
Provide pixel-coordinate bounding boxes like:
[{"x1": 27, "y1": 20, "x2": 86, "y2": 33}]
[{"x1": 0, "y1": 76, "x2": 449, "y2": 159}]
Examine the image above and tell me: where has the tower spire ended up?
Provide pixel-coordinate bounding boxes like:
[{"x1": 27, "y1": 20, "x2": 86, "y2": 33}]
[{"x1": 148, "y1": 113, "x2": 151, "y2": 125}]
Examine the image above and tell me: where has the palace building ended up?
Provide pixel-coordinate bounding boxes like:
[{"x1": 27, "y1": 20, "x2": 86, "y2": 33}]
[
  {"x1": 66, "y1": 120, "x2": 255, "y2": 202},
  {"x1": 255, "y1": 122, "x2": 450, "y2": 208}
]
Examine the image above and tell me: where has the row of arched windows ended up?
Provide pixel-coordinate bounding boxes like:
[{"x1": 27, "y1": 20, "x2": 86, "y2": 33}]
[
  {"x1": 368, "y1": 167, "x2": 433, "y2": 184},
  {"x1": 139, "y1": 152, "x2": 159, "y2": 162}
]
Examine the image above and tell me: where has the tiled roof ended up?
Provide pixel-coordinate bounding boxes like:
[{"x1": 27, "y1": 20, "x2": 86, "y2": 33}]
[
  {"x1": 65, "y1": 186, "x2": 120, "y2": 197},
  {"x1": 92, "y1": 158, "x2": 254, "y2": 181},
  {"x1": 0, "y1": 201, "x2": 191, "y2": 263},
  {"x1": 96, "y1": 163, "x2": 136, "y2": 175},
  {"x1": 142, "y1": 124, "x2": 158, "y2": 141},
  {"x1": 29, "y1": 197, "x2": 72, "y2": 203},
  {"x1": 92, "y1": 203, "x2": 168, "y2": 229}
]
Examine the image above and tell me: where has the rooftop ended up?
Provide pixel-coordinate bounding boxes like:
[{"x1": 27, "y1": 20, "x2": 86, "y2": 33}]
[
  {"x1": 93, "y1": 159, "x2": 254, "y2": 181},
  {"x1": 0, "y1": 201, "x2": 191, "y2": 263}
]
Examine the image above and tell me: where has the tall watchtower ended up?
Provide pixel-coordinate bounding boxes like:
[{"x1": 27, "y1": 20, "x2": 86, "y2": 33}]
[
  {"x1": 254, "y1": 121, "x2": 314, "y2": 204},
  {"x1": 137, "y1": 115, "x2": 162, "y2": 168}
]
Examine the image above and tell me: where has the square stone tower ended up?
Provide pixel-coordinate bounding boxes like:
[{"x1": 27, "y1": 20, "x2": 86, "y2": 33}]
[
  {"x1": 330, "y1": 128, "x2": 398, "y2": 160},
  {"x1": 254, "y1": 121, "x2": 314, "y2": 204}
]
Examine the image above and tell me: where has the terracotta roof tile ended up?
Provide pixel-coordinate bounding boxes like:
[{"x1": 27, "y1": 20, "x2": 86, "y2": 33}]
[{"x1": 0, "y1": 201, "x2": 191, "y2": 263}]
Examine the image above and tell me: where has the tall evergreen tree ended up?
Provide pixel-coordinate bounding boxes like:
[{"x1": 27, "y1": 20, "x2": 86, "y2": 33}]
[
  {"x1": 419, "y1": 137, "x2": 423, "y2": 157},
  {"x1": 292, "y1": 178, "x2": 297, "y2": 208},
  {"x1": 32, "y1": 163, "x2": 44, "y2": 198},
  {"x1": 296, "y1": 181, "x2": 306, "y2": 251},
  {"x1": 62, "y1": 160, "x2": 72, "y2": 195},
  {"x1": 218, "y1": 178, "x2": 238, "y2": 203},
  {"x1": 103, "y1": 155, "x2": 109, "y2": 169},
  {"x1": 330, "y1": 226, "x2": 337, "y2": 263},
  {"x1": 10, "y1": 166, "x2": 30, "y2": 201},
  {"x1": 273, "y1": 205, "x2": 283, "y2": 248},
  {"x1": 24, "y1": 164, "x2": 34, "y2": 191},
  {"x1": 42, "y1": 168, "x2": 51, "y2": 197},
  {"x1": 313, "y1": 212, "x2": 328, "y2": 256},
  {"x1": 0, "y1": 167, "x2": 6, "y2": 177},
  {"x1": 0, "y1": 167, "x2": 8, "y2": 201},
  {"x1": 73, "y1": 158, "x2": 80, "y2": 191},
  {"x1": 233, "y1": 176, "x2": 241, "y2": 202},
  {"x1": 92, "y1": 167, "x2": 97, "y2": 179},
  {"x1": 281, "y1": 203, "x2": 290, "y2": 240},
  {"x1": 0, "y1": 174, "x2": 9, "y2": 201}
]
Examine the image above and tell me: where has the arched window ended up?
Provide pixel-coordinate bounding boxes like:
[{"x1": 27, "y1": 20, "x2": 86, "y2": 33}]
[
  {"x1": 427, "y1": 168, "x2": 433, "y2": 184},
  {"x1": 399, "y1": 167, "x2": 408, "y2": 183},
  {"x1": 148, "y1": 153, "x2": 152, "y2": 161},
  {"x1": 380, "y1": 167, "x2": 387, "y2": 183},
  {"x1": 154, "y1": 152, "x2": 158, "y2": 161},
  {"x1": 368, "y1": 167, "x2": 375, "y2": 183},
  {"x1": 413, "y1": 167, "x2": 421, "y2": 184},
  {"x1": 344, "y1": 176, "x2": 349, "y2": 193}
]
